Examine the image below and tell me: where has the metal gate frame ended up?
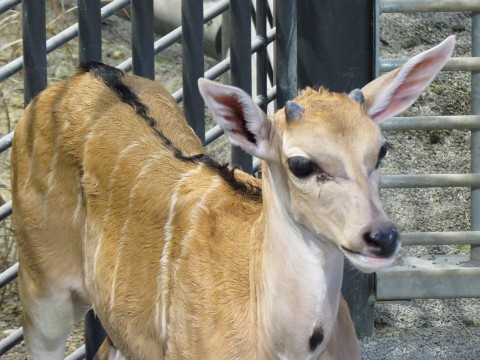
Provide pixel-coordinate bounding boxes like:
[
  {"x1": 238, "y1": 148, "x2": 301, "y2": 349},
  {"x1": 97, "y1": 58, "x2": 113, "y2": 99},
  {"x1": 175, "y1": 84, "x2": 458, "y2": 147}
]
[{"x1": 375, "y1": 1, "x2": 480, "y2": 303}]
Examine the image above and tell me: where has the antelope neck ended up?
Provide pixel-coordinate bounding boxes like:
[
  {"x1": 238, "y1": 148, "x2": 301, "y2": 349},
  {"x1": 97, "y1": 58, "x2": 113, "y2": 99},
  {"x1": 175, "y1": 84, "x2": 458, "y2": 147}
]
[{"x1": 255, "y1": 161, "x2": 345, "y2": 356}]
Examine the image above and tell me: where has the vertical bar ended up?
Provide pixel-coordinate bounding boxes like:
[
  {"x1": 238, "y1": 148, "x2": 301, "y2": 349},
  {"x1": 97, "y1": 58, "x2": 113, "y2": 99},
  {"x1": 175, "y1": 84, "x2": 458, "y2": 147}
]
[
  {"x1": 297, "y1": 0, "x2": 376, "y2": 338},
  {"x1": 256, "y1": 0, "x2": 268, "y2": 112},
  {"x1": 471, "y1": 12, "x2": 480, "y2": 261},
  {"x1": 182, "y1": 0, "x2": 205, "y2": 142},
  {"x1": 22, "y1": 0, "x2": 47, "y2": 105},
  {"x1": 297, "y1": 0, "x2": 375, "y2": 92},
  {"x1": 85, "y1": 311, "x2": 106, "y2": 360},
  {"x1": 275, "y1": 0, "x2": 297, "y2": 108},
  {"x1": 78, "y1": 0, "x2": 102, "y2": 63},
  {"x1": 79, "y1": 3, "x2": 104, "y2": 356},
  {"x1": 132, "y1": 0, "x2": 155, "y2": 79},
  {"x1": 230, "y1": 0, "x2": 252, "y2": 173},
  {"x1": 374, "y1": 0, "x2": 381, "y2": 79}
]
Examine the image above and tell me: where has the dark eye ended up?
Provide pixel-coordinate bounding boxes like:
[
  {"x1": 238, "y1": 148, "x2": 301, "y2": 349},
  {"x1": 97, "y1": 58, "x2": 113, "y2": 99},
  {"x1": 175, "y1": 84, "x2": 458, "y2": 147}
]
[
  {"x1": 375, "y1": 143, "x2": 391, "y2": 169},
  {"x1": 288, "y1": 156, "x2": 315, "y2": 178}
]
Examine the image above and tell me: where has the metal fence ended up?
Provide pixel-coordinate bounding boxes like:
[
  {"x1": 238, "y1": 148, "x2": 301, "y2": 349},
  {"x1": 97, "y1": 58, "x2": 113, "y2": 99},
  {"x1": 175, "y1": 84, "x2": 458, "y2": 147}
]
[
  {"x1": 0, "y1": 0, "x2": 480, "y2": 358},
  {"x1": 375, "y1": 0, "x2": 480, "y2": 302}
]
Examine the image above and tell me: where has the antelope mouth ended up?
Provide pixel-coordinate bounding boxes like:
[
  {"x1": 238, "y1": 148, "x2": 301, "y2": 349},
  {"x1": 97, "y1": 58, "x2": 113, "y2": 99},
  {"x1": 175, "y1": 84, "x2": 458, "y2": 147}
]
[{"x1": 341, "y1": 246, "x2": 398, "y2": 272}]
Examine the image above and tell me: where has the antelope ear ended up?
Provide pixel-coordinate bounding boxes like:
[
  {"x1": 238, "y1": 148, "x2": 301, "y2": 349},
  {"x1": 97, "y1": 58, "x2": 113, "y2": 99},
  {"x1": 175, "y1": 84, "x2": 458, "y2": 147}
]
[
  {"x1": 198, "y1": 78, "x2": 273, "y2": 160},
  {"x1": 362, "y1": 35, "x2": 455, "y2": 123}
]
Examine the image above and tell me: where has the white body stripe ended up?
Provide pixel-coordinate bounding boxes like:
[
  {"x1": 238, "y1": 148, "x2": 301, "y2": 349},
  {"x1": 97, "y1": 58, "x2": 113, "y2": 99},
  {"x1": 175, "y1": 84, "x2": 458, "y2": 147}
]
[{"x1": 158, "y1": 165, "x2": 203, "y2": 340}]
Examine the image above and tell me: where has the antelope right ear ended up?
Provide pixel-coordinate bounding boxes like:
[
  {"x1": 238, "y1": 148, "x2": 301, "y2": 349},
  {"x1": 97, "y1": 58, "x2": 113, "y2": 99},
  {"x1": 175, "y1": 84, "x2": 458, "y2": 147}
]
[
  {"x1": 362, "y1": 35, "x2": 455, "y2": 123},
  {"x1": 198, "y1": 78, "x2": 274, "y2": 160}
]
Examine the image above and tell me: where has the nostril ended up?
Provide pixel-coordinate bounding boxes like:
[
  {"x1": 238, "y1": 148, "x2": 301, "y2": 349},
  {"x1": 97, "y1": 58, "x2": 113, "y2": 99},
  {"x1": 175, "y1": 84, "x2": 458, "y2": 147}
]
[{"x1": 363, "y1": 227, "x2": 399, "y2": 258}]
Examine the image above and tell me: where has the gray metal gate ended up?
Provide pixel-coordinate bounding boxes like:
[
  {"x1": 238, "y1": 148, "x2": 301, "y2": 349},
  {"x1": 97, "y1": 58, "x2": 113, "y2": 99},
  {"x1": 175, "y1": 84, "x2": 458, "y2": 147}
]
[
  {"x1": 0, "y1": 0, "x2": 479, "y2": 358},
  {"x1": 375, "y1": 0, "x2": 480, "y2": 301}
]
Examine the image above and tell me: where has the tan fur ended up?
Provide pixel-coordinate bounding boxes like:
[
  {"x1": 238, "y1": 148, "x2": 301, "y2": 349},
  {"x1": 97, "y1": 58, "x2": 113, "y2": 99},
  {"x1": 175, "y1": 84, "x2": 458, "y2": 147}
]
[
  {"x1": 12, "y1": 68, "x2": 362, "y2": 359},
  {"x1": 13, "y1": 37, "x2": 454, "y2": 359}
]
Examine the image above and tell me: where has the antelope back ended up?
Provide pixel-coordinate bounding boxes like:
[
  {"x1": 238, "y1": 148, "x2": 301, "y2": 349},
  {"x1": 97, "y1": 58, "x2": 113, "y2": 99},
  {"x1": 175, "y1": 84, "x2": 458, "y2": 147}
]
[{"x1": 12, "y1": 62, "x2": 262, "y2": 358}]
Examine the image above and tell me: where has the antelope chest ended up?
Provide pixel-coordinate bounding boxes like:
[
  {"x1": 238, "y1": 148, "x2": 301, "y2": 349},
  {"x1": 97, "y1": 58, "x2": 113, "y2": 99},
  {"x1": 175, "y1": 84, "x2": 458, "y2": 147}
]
[{"x1": 263, "y1": 247, "x2": 344, "y2": 359}]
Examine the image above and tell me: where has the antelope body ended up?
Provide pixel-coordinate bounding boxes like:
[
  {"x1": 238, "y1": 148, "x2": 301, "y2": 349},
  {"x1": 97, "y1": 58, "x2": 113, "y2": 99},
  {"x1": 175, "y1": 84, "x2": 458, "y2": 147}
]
[{"x1": 11, "y1": 37, "x2": 454, "y2": 359}]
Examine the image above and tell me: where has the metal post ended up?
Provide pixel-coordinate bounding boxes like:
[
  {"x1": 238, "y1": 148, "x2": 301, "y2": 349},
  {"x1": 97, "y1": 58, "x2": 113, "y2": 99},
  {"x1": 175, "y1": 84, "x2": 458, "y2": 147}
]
[
  {"x1": 256, "y1": 0, "x2": 268, "y2": 112},
  {"x1": 182, "y1": 0, "x2": 205, "y2": 142},
  {"x1": 297, "y1": 1, "x2": 376, "y2": 92},
  {"x1": 132, "y1": 0, "x2": 154, "y2": 79},
  {"x1": 78, "y1": 0, "x2": 102, "y2": 63},
  {"x1": 221, "y1": 7, "x2": 231, "y2": 84},
  {"x1": 22, "y1": 0, "x2": 46, "y2": 105},
  {"x1": 471, "y1": 12, "x2": 480, "y2": 262},
  {"x1": 78, "y1": 3, "x2": 106, "y2": 357},
  {"x1": 85, "y1": 311, "x2": 106, "y2": 360},
  {"x1": 275, "y1": 0, "x2": 297, "y2": 108},
  {"x1": 230, "y1": 0, "x2": 252, "y2": 173},
  {"x1": 297, "y1": 0, "x2": 377, "y2": 338}
]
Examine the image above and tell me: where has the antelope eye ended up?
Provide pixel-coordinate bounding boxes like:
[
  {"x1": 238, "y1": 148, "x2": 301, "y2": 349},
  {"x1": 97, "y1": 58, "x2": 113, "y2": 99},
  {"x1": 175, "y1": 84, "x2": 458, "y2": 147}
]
[
  {"x1": 375, "y1": 143, "x2": 390, "y2": 169},
  {"x1": 287, "y1": 156, "x2": 315, "y2": 178}
]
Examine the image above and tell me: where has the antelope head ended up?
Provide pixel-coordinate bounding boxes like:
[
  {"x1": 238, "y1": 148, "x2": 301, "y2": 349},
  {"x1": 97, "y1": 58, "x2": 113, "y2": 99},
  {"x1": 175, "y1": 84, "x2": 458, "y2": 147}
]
[{"x1": 199, "y1": 36, "x2": 455, "y2": 272}]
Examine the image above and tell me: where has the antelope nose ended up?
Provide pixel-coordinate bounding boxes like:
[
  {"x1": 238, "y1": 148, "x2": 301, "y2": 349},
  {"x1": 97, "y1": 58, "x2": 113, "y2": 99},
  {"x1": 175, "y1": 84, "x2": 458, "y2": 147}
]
[{"x1": 363, "y1": 227, "x2": 399, "y2": 258}]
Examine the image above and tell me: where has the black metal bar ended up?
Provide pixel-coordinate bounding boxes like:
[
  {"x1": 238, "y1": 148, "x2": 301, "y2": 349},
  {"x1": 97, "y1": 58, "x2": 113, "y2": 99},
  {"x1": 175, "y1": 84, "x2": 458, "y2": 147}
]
[
  {"x1": 182, "y1": 0, "x2": 205, "y2": 142},
  {"x1": 132, "y1": 0, "x2": 155, "y2": 79},
  {"x1": 22, "y1": 0, "x2": 46, "y2": 105},
  {"x1": 275, "y1": 0, "x2": 297, "y2": 108},
  {"x1": 118, "y1": 0, "x2": 229, "y2": 74},
  {"x1": 0, "y1": 262, "x2": 18, "y2": 288},
  {"x1": 84, "y1": 311, "x2": 106, "y2": 360},
  {"x1": 172, "y1": 26, "x2": 276, "y2": 104},
  {"x1": 78, "y1": 0, "x2": 102, "y2": 63},
  {"x1": 0, "y1": 0, "x2": 21, "y2": 14},
  {"x1": 0, "y1": 0, "x2": 130, "y2": 83},
  {"x1": 229, "y1": 0, "x2": 252, "y2": 173},
  {"x1": 0, "y1": 327, "x2": 23, "y2": 356},
  {"x1": 256, "y1": 0, "x2": 268, "y2": 112},
  {"x1": 78, "y1": 5, "x2": 104, "y2": 356},
  {"x1": 297, "y1": 0, "x2": 377, "y2": 338},
  {"x1": 297, "y1": 0, "x2": 376, "y2": 92}
]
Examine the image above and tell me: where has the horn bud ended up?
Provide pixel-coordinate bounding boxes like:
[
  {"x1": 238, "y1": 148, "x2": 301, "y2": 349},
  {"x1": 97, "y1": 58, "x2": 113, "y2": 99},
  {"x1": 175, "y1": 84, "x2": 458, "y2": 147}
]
[
  {"x1": 348, "y1": 88, "x2": 365, "y2": 104},
  {"x1": 285, "y1": 101, "x2": 305, "y2": 123}
]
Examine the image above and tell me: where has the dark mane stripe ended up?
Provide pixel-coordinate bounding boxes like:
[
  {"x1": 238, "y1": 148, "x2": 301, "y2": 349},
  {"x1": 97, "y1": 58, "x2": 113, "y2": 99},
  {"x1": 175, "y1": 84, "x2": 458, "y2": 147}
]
[{"x1": 78, "y1": 61, "x2": 262, "y2": 200}]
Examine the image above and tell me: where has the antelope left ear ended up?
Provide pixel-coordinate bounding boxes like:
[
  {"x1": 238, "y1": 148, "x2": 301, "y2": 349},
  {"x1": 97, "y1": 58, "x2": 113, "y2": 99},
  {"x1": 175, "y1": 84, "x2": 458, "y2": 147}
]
[
  {"x1": 362, "y1": 35, "x2": 455, "y2": 123},
  {"x1": 198, "y1": 78, "x2": 273, "y2": 160}
]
